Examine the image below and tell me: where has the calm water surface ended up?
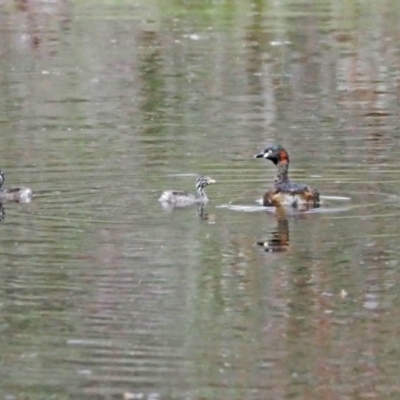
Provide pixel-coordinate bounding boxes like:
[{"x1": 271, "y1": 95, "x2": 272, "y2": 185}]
[{"x1": 1, "y1": 0, "x2": 400, "y2": 399}]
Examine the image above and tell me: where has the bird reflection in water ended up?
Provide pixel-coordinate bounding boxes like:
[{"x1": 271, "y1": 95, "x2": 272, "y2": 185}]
[
  {"x1": 257, "y1": 207, "x2": 290, "y2": 252},
  {"x1": 0, "y1": 203, "x2": 5, "y2": 223},
  {"x1": 198, "y1": 204, "x2": 208, "y2": 220},
  {"x1": 198, "y1": 204, "x2": 218, "y2": 222}
]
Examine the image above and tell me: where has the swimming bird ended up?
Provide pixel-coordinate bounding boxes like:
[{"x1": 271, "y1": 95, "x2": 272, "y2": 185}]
[
  {"x1": 254, "y1": 144, "x2": 319, "y2": 208},
  {"x1": 159, "y1": 175, "x2": 216, "y2": 208},
  {"x1": 0, "y1": 170, "x2": 33, "y2": 203}
]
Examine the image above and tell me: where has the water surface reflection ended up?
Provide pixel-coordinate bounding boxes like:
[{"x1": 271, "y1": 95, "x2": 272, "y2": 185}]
[{"x1": 1, "y1": 0, "x2": 400, "y2": 399}]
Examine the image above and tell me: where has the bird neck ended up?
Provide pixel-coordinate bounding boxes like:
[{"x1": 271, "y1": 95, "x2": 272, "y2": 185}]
[
  {"x1": 275, "y1": 161, "x2": 290, "y2": 183},
  {"x1": 196, "y1": 186, "x2": 206, "y2": 198}
]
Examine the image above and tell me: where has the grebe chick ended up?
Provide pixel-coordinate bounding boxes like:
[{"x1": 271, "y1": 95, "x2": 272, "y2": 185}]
[
  {"x1": 0, "y1": 170, "x2": 33, "y2": 203},
  {"x1": 254, "y1": 144, "x2": 320, "y2": 208},
  {"x1": 159, "y1": 175, "x2": 216, "y2": 208}
]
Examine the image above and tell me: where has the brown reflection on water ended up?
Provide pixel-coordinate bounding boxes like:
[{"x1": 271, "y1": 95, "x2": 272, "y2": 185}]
[
  {"x1": 11, "y1": 0, "x2": 72, "y2": 52},
  {"x1": 2, "y1": 0, "x2": 400, "y2": 399},
  {"x1": 137, "y1": 29, "x2": 166, "y2": 136}
]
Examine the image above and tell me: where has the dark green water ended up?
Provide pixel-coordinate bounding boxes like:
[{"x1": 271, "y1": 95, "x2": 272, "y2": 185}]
[{"x1": 1, "y1": 0, "x2": 400, "y2": 399}]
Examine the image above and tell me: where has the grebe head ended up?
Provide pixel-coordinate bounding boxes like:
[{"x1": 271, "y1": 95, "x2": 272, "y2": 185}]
[
  {"x1": 254, "y1": 144, "x2": 289, "y2": 166},
  {"x1": 196, "y1": 176, "x2": 216, "y2": 190}
]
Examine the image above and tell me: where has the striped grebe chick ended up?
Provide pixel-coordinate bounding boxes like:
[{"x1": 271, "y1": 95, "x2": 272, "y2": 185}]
[{"x1": 159, "y1": 175, "x2": 216, "y2": 208}]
